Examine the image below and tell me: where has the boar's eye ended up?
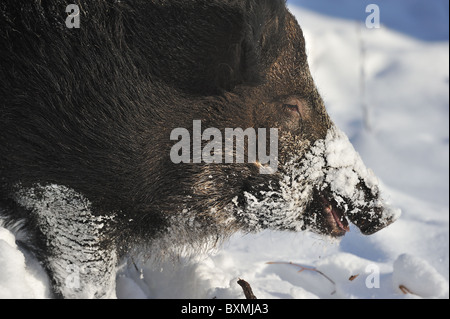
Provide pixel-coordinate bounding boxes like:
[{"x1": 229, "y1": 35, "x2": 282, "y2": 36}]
[
  {"x1": 281, "y1": 97, "x2": 307, "y2": 119},
  {"x1": 283, "y1": 103, "x2": 300, "y2": 116}
]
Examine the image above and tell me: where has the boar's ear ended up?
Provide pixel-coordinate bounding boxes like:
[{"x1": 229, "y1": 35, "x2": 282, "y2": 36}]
[
  {"x1": 209, "y1": 0, "x2": 288, "y2": 93},
  {"x1": 212, "y1": 38, "x2": 259, "y2": 93},
  {"x1": 132, "y1": 0, "x2": 287, "y2": 95},
  {"x1": 248, "y1": 0, "x2": 288, "y2": 70},
  {"x1": 208, "y1": 0, "x2": 288, "y2": 93}
]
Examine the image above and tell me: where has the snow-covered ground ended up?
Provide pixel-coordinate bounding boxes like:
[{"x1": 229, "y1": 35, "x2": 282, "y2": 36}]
[{"x1": 0, "y1": 1, "x2": 448, "y2": 299}]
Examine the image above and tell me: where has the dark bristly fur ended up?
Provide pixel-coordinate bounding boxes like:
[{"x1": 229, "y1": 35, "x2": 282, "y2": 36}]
[{"x1": 0, "y1": 1, "x2": 397, "y2": 298}]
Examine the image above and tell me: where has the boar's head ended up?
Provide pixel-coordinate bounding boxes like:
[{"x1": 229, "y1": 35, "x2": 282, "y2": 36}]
[
  {"x1": 0, "y1": 1, "x2": 401, "y2": 260},
  {"x1": 155, "y1": 0, "x2": 400, "y2": 243},
  {"x1": 232, "y1": 2, "x2": 401, "y2": 238}
]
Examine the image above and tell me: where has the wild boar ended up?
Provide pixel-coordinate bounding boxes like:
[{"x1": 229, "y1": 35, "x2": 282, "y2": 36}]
[{"x1": 0, "y1": 0, "x2": 400, "y2": 298}]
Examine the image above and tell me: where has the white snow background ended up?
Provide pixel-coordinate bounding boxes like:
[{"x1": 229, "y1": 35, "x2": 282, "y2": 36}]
[{"x1": 0, "y1": 0, "x2": 448, "y2": 299}]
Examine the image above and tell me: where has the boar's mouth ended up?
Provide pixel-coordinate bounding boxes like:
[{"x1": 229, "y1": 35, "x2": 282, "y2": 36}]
[
  {"x1": 306, "y1": 189, "x2": 350, "y2": 237},
  {"x1": 319, "y1": 192, "x2": 350, "y2": 236},
  {"x1": 305, "y1": 186, "x2": 398, "y2": 238}
]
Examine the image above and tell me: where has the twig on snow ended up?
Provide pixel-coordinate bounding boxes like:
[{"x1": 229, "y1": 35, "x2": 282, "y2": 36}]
[
  {"x1": 237, "y1": 278, "x2": 257, "y2": 299},
  {"x1": 399, "y1": 285, "x2": 414, "y2": 295},
  {"x1": 266, "y1": 261, "x2": 336, "y2": 295}
]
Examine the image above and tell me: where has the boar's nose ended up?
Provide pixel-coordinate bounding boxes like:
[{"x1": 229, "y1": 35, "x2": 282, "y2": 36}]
[
  {"x1": 347, "y1": 203, "x2": 399, "y2": 235},
  {"x1": 342, "y1": 179, "x2": 401, "y2": 235}
]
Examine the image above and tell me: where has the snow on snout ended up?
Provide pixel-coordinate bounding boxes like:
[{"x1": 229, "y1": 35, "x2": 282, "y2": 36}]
[
  {"x1": 235, "y1": 125, "x2": 400, "y2": 235},
  {"x1": 324, "y1": 127, "x2": 379, "y2": 201},
  {"x1": 321, "y1": 126, "x2": 401, "y2": 227},
  {"x1": 296, "y1": 125, "x2": 401, "y2": 233}
]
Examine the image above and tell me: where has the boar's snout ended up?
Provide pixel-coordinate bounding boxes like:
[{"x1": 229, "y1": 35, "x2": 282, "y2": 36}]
[
  {"x1": 304, "y1": 185, "x2": 399, "y2": 238},
  {"x1": 300, "y1": 126, "x2": 401, "y2": 237},
  {"x1": 247, "y1": 125, "x2": 402, "y2": 238},
  {"x1": 349, "y1": 207, "x2": 397, "y2": 236},
  {"x1": 234, "y1": 126, "x2": 400, "y2": 238},
  {"x1": 345, "y1": 185, "x2": 400, "y2": 236}
]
